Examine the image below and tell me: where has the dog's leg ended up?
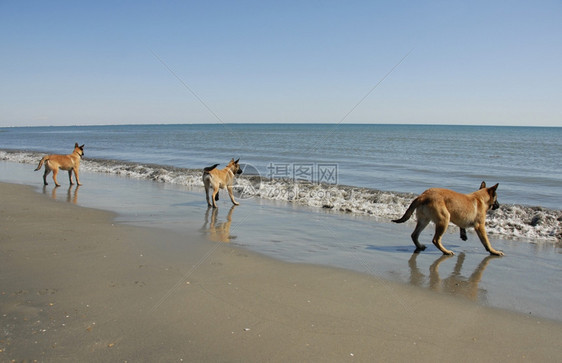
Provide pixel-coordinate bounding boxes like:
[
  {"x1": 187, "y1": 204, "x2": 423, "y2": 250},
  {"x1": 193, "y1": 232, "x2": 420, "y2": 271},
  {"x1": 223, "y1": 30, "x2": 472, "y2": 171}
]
[
  {"x1": 460, "y1": 228, "x2": 467, "y2": 241},
  {"x1": 205, "y1": 186, "x2": 211, "y2": 206},
  {"x1": 474, "y1": 224, "x2": 504, "y2": 256},
  {"x1": 52, "y1": 168, "x2": 61, "y2": 187},
  {"x1": 74, "y1": 168, "x2": 82, "y2": 186},
  {"x1": 227, "y1": 186, "x2": 240, "y2": 206},
  {"x1": 432, "y1": 220, "x2": 454, "y2": 255},
  {"x1": 211, "y1": 187, "x2": 219, "y2": 208},
  {"x1": 411, "y1": 217, "x2": 429, "y2": 252},
  {"x1": 203, "y1": 177, "x2": 212, "y2": 207},
  {"x1": 432, "y1": 210, "x2": 454, "y2": 255},
  {"x1": 68, "y1": 170, "x2": 74, "y2": 185},
  {"x1": 42, "y1": 168, "x2": 50, "y2": 186}
]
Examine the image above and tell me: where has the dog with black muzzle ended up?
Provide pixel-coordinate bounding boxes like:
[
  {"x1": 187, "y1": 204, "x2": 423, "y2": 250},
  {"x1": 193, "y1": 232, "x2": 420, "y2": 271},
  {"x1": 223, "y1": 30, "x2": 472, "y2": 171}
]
[
  {"x1": 203, "y1": 158, "x2": 243, "y2": 208},
  {"x1": 393, "y1": 182, "x2": 502, "y2": 256},
  {"x1": 34, "y1": 143, "x2": 85, "y2": 187}
]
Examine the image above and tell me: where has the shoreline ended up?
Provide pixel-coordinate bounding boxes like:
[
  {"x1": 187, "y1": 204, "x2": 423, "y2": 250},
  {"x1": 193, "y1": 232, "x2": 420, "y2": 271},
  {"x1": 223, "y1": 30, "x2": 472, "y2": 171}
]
[
  {"x1": 1, "y1": 160, "x2": 562, "y2": 322},
  {"x1": 2, "y1": 151, "x2": 561, "y2": 243},
  {"x1": 2, "y1": 182, "x2": 562, "y2": 361}
]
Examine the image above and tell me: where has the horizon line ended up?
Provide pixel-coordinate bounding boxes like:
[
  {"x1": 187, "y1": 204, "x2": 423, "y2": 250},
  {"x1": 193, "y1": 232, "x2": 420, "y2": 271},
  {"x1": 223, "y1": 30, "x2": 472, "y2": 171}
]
[{"x1": 1, "y1": 122, "x2": 560, "y2": 129}]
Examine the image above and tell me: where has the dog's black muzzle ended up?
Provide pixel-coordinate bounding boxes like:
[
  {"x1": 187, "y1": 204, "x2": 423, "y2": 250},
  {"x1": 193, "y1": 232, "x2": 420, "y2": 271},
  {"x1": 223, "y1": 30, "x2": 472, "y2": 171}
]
[{"x1": 491, "y1": 200, "x2": 500, "y2": 210}]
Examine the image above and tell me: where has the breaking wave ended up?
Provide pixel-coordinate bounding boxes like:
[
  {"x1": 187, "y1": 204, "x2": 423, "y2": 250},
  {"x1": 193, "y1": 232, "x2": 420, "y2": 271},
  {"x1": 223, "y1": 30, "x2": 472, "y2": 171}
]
[{"x1": 2, "y1": 150, "x2": 560, "y2": 242}]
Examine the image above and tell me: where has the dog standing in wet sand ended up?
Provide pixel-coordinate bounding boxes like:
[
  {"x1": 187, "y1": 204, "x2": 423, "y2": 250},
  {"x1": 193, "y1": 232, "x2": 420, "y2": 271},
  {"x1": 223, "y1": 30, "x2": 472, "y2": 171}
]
[
  {"x1": 393, "y1": 182, "x2": 503, "y2": 256},
  {"x1": 203, "y1": 158, "x2": 242, "y2": 208},
  {"x1": 34, "y1": 143, "x2": 84, "y2": 187}
]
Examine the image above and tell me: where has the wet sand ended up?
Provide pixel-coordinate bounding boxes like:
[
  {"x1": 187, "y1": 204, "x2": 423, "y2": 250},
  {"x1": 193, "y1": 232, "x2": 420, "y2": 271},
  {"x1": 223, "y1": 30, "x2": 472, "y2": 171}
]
[{"x1": 2, "y1": 179, "x2": 562, "y2": 361}]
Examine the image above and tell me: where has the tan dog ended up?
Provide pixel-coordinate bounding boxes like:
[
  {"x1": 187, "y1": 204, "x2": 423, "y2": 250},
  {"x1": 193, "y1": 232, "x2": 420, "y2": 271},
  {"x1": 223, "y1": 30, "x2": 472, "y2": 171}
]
[
  {"x1": 203, "y1": 158, "x2": 242, "y2": 208},
  {"x1": 34, "y1": 143, "x2": 84, "y2": 187},
  {"x1": 393, "y1": 182, "x2": 502, "y2": 256}
]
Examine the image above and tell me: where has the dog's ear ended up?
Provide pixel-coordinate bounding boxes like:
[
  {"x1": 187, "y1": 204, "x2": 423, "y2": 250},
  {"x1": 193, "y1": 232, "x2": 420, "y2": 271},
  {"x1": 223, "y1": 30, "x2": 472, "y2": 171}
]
[
  {"x1": 490, "y1": 183, "x2": 499, "y2": 192},
  {"x1": 235, "y1": 158, "x2": 240, "y2": 164},
  {"x1": 75, "y1": 142, "x2": 79, "y2": 148},
  {"x1": 480, "y1": 181, "x2": 487, "y2": 189},
  {"x1": 80, "y1": 144, "x2": 85, "y2": 149}
]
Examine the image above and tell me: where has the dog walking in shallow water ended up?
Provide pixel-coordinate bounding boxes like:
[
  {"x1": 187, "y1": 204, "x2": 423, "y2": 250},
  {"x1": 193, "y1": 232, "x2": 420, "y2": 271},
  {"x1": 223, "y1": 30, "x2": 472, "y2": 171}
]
[
  {"x1": 393, "y1": 182, "x2": 503, "y2": 256},
  {"x1": 203, "y1": 158, "x2": 242, "y2": 208},
  {"x1": 34, "y1": 143, "x2": 84, "y2": 187}
]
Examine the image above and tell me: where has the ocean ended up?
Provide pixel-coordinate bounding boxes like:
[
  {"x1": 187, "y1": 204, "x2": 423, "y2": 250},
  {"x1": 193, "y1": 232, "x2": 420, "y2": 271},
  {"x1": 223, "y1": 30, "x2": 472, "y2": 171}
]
[{"x1": 1, "y1": 123, "x2": 560, "y2": 241}]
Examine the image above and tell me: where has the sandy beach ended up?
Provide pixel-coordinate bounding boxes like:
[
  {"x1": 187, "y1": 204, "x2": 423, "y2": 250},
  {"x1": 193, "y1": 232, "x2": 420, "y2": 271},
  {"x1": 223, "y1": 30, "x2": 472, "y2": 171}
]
[{"x1": 1, "y1": 180, "x2": 562, "y2": 362}]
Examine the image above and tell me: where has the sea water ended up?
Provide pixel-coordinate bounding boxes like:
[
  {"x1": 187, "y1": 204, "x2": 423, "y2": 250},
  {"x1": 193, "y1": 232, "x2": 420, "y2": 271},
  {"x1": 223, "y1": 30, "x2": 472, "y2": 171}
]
[{"x1": 1, "y1": 123, "x2": 560, "y2": 241}]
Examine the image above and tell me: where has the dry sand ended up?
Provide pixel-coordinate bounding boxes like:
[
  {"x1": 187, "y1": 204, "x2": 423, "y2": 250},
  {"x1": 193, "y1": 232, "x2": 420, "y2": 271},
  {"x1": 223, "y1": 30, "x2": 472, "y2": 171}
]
[{"x1": 1, "y1": 182, "x2": 561, "y2": 362}]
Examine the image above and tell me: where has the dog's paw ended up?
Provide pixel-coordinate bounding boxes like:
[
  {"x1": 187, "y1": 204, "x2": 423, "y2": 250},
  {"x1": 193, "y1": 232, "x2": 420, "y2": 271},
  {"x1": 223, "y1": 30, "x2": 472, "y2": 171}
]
[
  {"x1": 491, "y1": 250, "x2": 504, "y2": 256},
  {"x1": 414, "y1": 245, "x2": 427, "y2": 253}
]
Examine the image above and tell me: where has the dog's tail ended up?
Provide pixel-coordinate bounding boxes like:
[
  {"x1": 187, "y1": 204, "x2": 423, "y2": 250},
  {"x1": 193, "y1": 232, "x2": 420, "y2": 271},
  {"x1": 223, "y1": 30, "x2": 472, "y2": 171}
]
[
  {"x1": 203, "y1": 164, "x2": 219, "y2": 173},
  {"x1": 392, "y1": 197, "x2": 420, "y2": 223},
  {"x1": 34, "y1": 156, "x2": 48, "y2": 171}
]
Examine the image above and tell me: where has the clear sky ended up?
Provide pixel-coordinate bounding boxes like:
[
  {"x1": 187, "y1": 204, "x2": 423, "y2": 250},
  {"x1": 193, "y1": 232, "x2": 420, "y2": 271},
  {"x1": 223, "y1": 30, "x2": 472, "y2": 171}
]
[{"x1": 1, "y1": 0, "x2": 560, "y2": 127}]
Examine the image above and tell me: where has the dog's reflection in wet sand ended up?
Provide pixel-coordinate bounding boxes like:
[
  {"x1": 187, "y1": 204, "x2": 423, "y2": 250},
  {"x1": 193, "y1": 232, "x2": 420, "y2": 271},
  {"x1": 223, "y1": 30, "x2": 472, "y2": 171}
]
[
  {"x1": 202, "y1": 205, "x2": 237, "y2": 243},
  {"x1": 408, "y1": 252, "x2": 499, "y2": 301},
  {"x1": 43, "y1": 185, "x2": 80, "y2": 204}
]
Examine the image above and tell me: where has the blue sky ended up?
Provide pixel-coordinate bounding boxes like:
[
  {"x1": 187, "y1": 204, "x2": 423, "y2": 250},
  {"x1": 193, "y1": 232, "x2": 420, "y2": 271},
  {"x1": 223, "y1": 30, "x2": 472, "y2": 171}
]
[{"x1": 1, "y1": 1, "x2": 560, "y2": 127}]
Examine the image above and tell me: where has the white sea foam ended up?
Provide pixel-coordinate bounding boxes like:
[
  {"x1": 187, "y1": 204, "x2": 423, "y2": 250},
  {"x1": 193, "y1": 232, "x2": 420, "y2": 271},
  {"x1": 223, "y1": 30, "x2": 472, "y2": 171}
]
[{"x1": 2, "y1": 150, "x2": 560, "y2": 242}]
